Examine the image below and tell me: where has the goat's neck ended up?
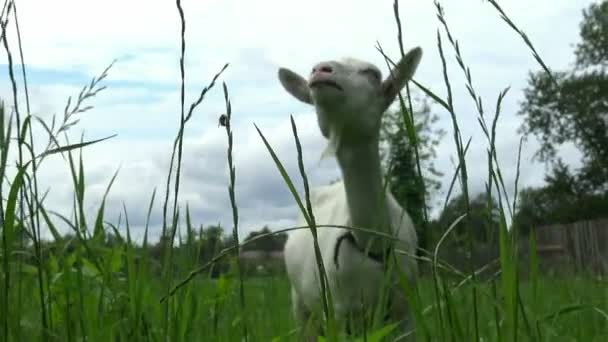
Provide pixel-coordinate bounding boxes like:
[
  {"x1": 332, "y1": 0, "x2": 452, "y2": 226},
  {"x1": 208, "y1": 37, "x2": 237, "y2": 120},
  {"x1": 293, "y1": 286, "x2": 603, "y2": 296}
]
[{"x1": 336, "y1": 135, "x2": 391, "y2": 252}]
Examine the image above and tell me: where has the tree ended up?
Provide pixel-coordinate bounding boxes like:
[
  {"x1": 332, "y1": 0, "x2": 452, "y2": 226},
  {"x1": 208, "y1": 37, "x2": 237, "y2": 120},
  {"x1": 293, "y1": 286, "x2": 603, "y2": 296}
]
[
  {"x1": 515, "y1": 1, "x2": 608, "y2": 232},
  {"x1": 199, "y1": 225, "x2": 224, "y2": 260},
  {"x1": 518, "y1": 1, "x2": 608, "y2": 193},
  {"x1": 431, "y1": 192, "x2": 500, "y2": 247},
  {"x1": 576, "y1": 1, "x2": 608, "y2": 68},
  {"x1": 242, "y1": 226, "x2": 287, "y2": 252},
  {"x1": 514, "y1": 161, "x2": 608, "y2": 234},
  {"x1": 380, "y1": 95, "x2": 445, "y2": 249}
]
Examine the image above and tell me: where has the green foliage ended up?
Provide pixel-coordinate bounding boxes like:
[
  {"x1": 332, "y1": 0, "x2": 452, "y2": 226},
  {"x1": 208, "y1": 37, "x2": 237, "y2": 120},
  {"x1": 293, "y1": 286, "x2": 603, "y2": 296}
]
[
  {"x1": 380, "y1": 96, "x2": 445, "y2": 249},
  {"x1": 576, "y1": 1, "x2": 608, "y2": 68},
  {"x1": 514, "y1": 161, "x2": 608, "y2": 234},
  {"x1": 242, "y1": 226, "x2": 287, "y2": 252},
  {"x1": 431, "y1": 192, "x2": 499, "y2": 246},
  {"x1": 516, "y1": 1, "x2": 608, "y2": 233},
  {"x1": 1, "y1": 0, "x2": 607, "y2": 340},
  {"x1": 519, "y1": 0, "x2": 608, "y2": 192}
]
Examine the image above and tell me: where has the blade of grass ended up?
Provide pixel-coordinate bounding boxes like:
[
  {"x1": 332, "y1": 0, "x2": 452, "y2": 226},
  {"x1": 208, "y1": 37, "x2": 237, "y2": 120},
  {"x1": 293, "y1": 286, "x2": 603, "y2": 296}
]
[
  {"x1": 2, "y1": 162, "x2": 28, "y2": 341},
  {"x1": 37, "y1": 135, "x2": 116, "y2": 160},
  {"x1": 221, "y1": 82, "x2": 248, "y2": 340},
  {"x1": 484, "y1": 0, "x2": 556, "y2": 84},
  {"x1": 434, "y1": 19, "x2": 479, "y2": 339},
  {"x1": 289, "y1": 115, "x2": 337, "y2": 340}
]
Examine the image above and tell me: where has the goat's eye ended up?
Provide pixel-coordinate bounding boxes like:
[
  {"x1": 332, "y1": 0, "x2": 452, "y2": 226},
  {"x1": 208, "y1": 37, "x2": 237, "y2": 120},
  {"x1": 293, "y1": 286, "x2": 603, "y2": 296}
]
[{"x1": 360, "y1": 68, "x2": 380, "y2": 82}]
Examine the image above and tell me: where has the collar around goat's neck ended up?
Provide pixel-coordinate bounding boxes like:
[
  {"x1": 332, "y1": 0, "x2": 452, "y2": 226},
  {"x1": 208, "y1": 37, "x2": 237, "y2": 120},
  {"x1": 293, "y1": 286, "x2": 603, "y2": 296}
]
[{"x1": 333, "y1": 231, "x2": 394, "y2": 270}]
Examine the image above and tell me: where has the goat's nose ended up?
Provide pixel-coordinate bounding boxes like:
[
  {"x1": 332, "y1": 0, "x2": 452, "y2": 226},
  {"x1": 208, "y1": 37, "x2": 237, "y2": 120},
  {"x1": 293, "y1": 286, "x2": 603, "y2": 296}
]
[{"x1": 312, "y1": 63, "x2": 334, "y2": 75}]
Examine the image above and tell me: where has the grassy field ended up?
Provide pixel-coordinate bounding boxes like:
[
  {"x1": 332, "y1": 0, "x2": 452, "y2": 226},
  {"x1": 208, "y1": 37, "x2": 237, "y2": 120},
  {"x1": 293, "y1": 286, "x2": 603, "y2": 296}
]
[
  {"x1": 6, "y1": 265, "x2": 608, "y2": 341},
  {"x1": 1, "y1": 0, "x2": 607, "y2": 341}
]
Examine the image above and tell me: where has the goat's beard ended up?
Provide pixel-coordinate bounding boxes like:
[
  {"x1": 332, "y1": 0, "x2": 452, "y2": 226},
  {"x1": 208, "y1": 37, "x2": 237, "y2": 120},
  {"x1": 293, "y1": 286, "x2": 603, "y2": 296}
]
[
  {"x1": 320, "y1": 124, "x2": 343, "y2": 161},
  {"x1": 315, "y1": 107, "x2": 345, "y2": 161}
]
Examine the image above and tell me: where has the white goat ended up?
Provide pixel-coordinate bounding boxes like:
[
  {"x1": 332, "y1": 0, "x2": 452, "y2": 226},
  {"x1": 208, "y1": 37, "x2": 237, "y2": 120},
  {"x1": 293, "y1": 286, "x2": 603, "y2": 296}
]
[{"x1": 277, "y1": 47, "x2": 422, "y2": 338}]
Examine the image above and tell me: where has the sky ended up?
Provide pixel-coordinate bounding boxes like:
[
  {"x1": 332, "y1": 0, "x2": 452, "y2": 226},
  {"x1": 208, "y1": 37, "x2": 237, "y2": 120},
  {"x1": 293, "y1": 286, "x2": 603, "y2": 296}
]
[{"x1": 0, "y1": 0, "x2": 597, "y2": 242}]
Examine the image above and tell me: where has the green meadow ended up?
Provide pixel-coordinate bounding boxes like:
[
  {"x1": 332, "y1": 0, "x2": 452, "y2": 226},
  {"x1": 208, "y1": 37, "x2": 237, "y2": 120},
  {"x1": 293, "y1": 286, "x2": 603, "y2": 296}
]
[{"x1": 1, "y1": 0, "x2": 607, "y2": 341}]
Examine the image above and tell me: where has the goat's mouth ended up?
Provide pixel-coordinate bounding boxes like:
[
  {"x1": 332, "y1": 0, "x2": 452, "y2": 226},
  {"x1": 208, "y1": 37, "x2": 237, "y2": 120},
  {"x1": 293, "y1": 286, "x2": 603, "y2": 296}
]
[{"x1": 309, "y1": 80, "x2": 343, "y2": 91}]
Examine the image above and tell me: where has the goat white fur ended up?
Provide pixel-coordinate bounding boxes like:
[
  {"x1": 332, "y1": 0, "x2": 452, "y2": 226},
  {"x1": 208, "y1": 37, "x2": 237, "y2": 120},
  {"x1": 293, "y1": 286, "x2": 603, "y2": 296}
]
[{"x1": 277, "y1": 48, "x2": 423, "y2": 336}]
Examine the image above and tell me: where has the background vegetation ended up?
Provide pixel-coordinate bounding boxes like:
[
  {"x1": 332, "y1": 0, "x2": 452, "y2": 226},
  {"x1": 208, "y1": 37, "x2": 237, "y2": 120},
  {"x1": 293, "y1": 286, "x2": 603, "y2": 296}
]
[{"x1": 1, "y1": 0, "x2": 606, "y2": 341}]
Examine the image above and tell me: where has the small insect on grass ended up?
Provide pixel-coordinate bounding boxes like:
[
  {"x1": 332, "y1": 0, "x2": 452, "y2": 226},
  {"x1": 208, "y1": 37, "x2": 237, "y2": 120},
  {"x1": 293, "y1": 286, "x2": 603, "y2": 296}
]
[{"x1": 218, "y1": 113, "x2": 228, "y2": 127}]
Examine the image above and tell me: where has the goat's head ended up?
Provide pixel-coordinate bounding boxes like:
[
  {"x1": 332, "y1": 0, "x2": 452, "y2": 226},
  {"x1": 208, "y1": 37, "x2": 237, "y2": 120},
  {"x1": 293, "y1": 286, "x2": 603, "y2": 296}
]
[{"x1": 278, "y1": 47, "x2": 422, "y2": 153}]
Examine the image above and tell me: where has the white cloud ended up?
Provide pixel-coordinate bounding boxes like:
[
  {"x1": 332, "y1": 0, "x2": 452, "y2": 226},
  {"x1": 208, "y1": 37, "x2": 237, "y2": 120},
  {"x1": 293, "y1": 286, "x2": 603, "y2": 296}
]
[
  {"x1": 29, "y1": 111, "x2": 336, "y2": 240},
  {"x1": 0, "y1": 0, "x2": 596, "y2": 240}
]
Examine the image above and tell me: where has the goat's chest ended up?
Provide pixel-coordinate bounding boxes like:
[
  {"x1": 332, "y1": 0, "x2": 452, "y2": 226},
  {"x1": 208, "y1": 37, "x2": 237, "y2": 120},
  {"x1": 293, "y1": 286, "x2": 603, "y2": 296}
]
[
  {"x1": 285, "y1": 181, "x2": 413, "y2": 316},
  {"x1": 289, "y1": 226, "x2": 390, "y2": 316},
  {"x1": 326, "y1": 236, "x2": 389, "y2": 315}
]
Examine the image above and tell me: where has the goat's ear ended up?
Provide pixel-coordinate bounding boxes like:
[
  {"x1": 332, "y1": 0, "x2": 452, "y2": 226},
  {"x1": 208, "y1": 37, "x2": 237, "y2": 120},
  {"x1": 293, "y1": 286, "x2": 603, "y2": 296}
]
[
  {"x1": 381, "y1": 47, "x2": 422, "y2": 109},
  {"x1": 278, "y1": 67, "x2": 313, "y2": 104}
]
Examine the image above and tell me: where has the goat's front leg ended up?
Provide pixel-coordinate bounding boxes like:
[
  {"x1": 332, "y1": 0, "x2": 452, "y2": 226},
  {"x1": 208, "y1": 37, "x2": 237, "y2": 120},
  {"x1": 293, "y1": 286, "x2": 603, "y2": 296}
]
[
  {"x1": 291, "y1": 287, "x2": 321, "y2": 342},
  {"x1": 386, "y1": 286, "x2": 416, "y2": 342}
]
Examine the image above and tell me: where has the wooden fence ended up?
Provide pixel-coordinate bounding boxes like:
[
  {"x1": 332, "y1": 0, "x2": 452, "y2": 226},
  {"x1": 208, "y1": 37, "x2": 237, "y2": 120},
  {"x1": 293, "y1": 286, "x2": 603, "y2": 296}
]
[
  {"x1": 527, "y1": 218, "x2": 608, "y2": 275},
  {"x1": 425, "y1": 218, "x2": 608, "y2": 277}
]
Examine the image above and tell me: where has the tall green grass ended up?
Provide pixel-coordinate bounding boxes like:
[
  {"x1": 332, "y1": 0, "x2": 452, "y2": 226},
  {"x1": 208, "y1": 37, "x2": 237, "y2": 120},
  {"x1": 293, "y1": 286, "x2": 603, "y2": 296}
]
[{"x1": 0, "y1": 0, "x2": 607, "y2": 341}]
